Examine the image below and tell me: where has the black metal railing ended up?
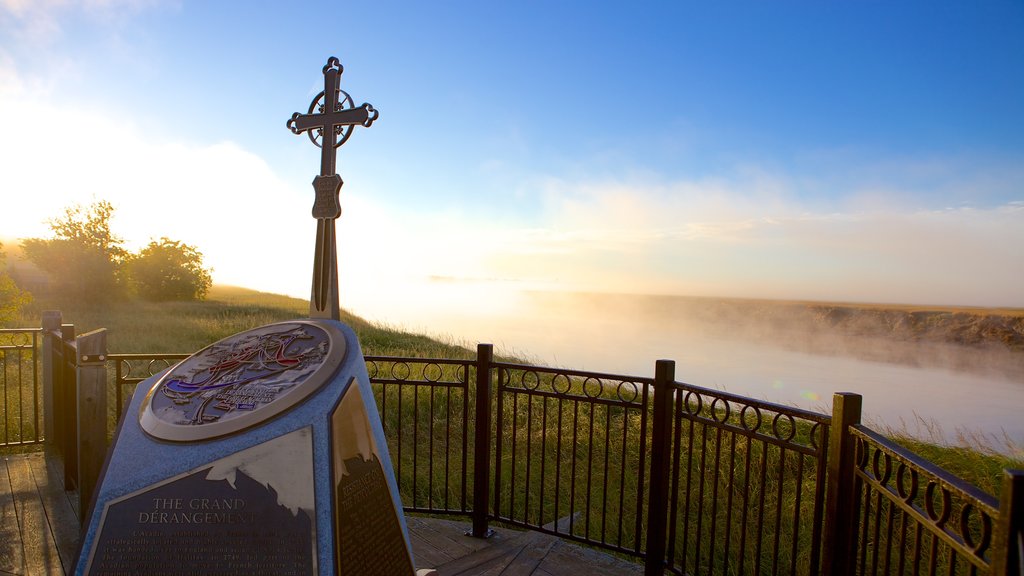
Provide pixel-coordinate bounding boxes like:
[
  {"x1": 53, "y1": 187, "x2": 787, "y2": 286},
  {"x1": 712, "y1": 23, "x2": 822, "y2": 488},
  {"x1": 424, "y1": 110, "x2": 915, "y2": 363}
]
[
  {"x1": 664, "y1": 379, "x2": 831, "y2": 575},
  {"x1": 109, "y1": 353, "x2": 189, "y2": 417},
  {"x1": 25, "y1": 312, "x2": 1024, "y2": 575},
  {"x1": 850, "y1": 425, "x2": 1000, "y2": 575},
  {"x1": 493, "y1": 361, "x2": 655, "y2": 556},
  {"x1": 0, "y1": 328, "x2": 41, "y2": 448},
  {"x1": 366, "y1": 355, "x2": 476, "y2": 517}
]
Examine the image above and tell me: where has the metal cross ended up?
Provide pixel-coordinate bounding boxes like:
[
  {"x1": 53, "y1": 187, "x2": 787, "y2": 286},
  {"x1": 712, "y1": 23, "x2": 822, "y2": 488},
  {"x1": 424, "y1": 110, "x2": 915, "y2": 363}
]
[{"x1": 287, "y1": 57, "x2": 378, "y2": 320}]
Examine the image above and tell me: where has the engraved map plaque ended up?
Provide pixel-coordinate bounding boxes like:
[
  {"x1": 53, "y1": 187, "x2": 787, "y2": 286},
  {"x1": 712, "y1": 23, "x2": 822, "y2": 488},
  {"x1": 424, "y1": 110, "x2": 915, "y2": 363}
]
[
  {"x1": 84, "y1": 428, "x2": 317, "y2": 575},
  {"x1": 140, "y1": 321, "x2": 345, "y2": 441},
  {"x1": 331, "y1": 379, "x2": 415, "y2": 575}
]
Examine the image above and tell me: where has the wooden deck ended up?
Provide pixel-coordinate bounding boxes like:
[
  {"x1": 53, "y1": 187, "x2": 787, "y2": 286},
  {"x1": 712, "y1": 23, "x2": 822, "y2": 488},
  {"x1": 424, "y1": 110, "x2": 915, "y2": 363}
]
[{"x1": 1, "y1": 452, "x2": 642, "y2": 575}]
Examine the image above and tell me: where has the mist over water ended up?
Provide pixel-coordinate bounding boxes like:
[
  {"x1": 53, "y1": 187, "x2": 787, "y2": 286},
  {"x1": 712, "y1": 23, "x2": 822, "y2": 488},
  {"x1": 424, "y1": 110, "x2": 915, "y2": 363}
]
[{"x1": 351, "y1": 285, "x2": 1024, "y2": 454}]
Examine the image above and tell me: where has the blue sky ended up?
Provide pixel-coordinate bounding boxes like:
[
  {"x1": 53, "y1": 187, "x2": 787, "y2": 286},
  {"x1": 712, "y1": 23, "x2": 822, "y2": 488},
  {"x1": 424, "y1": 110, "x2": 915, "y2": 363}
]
[{"x1": 2, "y1": 0, "x2": 1023, "y2": 314}]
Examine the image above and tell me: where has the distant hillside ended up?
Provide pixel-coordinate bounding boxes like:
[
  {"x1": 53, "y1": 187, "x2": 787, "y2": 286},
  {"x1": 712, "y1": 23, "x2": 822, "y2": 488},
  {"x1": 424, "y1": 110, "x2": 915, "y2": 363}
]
[
  {"x1": 699, "y1": 298, "x2": 1024, "y2": 351},
  {"x1": 531, "y1": 292, "x2": 1024, "y2": 379}
]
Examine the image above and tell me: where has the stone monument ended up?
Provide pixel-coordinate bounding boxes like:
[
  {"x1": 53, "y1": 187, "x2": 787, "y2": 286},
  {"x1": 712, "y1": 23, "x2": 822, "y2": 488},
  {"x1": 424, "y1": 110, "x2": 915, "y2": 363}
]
[{"x1": 75, "y1": 57, "x2": 428, "y2": 575}]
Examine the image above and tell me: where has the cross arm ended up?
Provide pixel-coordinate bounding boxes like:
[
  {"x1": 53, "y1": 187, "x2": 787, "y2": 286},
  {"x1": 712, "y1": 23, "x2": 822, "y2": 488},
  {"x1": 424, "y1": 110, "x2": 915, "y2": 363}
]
[{"x1": 287, "y1": 103, "x2": 379, "y2": 135}]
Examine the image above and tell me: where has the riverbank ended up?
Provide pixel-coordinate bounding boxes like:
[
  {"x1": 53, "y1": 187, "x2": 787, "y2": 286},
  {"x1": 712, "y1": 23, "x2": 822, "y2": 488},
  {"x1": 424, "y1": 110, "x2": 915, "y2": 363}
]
[{"x1": 543, "y1": 292, "x2": 1024, "y2": 379}]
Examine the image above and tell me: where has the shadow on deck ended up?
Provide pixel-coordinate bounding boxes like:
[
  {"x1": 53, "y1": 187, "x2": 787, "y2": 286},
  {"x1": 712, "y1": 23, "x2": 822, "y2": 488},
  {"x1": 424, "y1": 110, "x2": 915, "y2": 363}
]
[{"x1": 1, "y1": 452, "x2": 642, "y2": 576}]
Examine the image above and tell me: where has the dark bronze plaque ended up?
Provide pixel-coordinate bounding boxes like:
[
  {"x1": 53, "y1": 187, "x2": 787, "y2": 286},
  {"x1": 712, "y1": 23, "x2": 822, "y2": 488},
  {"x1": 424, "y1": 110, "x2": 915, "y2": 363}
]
[
  {"x1": 336, "y1": 454, "x2": 414, "y2": 575},
  {"x1": 331, "y1": 379, "x2": 414, "y2": 575},
  {"x1": 85, "y1": 428, "x2": 317, "y2": 575},
  {"x1": 312, "y1": 175, "x2": 343, "y2": 219}
]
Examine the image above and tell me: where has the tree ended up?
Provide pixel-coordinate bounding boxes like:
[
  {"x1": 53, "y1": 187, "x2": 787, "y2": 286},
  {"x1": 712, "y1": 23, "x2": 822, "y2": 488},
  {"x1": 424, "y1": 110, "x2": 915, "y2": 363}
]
[
  {"x1": 125, "y1": 238, "x2": 212, "y2": 301},
  {"x1": 21, "y1": 200, "x2": 127, "y2": 304},
  {"x1": 0, "y1": 243, "x2": 32, "y2": 325}
]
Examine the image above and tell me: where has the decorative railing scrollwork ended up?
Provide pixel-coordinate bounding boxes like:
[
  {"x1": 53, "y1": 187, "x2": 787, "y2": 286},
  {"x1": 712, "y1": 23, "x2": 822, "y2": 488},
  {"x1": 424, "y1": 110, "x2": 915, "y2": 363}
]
[
  {"x1": 851, "y1": 425, "x2": 999, "y2": 574},
  {"x1": 0, "y1": 328, "x2": 37, "y2": 349},
  {"x1": 496, "y1": 364, "x2": 650, "y2": 407},
  {"x1": 109, "y1": 353, "x2": 189, "y2": 416},
  {"x1": 671, "y1": 381, "x2": 829, "y2": 455}
]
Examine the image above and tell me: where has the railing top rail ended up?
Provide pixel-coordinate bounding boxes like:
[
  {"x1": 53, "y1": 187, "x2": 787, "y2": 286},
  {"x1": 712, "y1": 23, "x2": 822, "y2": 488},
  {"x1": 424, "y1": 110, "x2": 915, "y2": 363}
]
[
  {"x1": 107, "y1": 353, "x2": 190, "y2": 360},
  {"x1": 364, "y1": 355, "x2": 474, "y2": 366},
  {"x1": 672, "y1": 379, "x2": 833, "y2": 425},
  {"x1": 852, "y1": 423, "x2": 999, "y2": 513},
  {"x1": 0, "y1": 328, "x2": 39, "y2": 349},
  {"x1": 491, "y1": 360, "x2": 656, "y2": 386}
]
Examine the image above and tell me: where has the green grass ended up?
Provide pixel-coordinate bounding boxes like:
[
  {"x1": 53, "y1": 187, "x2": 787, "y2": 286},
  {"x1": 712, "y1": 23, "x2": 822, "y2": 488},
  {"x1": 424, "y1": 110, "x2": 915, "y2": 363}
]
[
  {"x1": 881, "y1": 416, "x2": 1024, "y2": 497},
  {"x1": 13, "y1": 285, "x2": 475, "y2": 359}
]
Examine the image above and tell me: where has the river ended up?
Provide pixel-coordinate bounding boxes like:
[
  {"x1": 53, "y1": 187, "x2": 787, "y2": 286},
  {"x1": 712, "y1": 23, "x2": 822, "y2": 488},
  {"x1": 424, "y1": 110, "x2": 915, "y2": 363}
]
[{"x1": 349, "y1": 284, "x2": 1024, "y2": 455}]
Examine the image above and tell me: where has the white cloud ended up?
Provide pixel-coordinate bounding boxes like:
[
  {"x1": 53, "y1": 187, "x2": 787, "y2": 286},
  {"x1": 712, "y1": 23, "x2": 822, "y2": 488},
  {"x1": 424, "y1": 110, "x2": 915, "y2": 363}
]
[
  {"x1": 0, "y1": 0, "x2": 65, "y2": 43},
  {"x1": 462, "y1": 179, "x2": 1024, "y2": 307}
]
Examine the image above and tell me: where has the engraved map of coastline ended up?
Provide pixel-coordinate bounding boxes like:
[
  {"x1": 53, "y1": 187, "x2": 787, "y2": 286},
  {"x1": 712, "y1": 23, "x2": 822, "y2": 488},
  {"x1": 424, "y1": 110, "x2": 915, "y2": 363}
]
[{"x1": 152, "y1": 324, "x2": 329, "y2": 427}]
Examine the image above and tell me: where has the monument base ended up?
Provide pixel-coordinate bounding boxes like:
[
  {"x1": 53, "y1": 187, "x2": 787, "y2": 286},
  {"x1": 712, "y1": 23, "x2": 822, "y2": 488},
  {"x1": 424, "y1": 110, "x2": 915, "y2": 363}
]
[{"x1": 75, "y1": 319, "x2": 427, "y2": 576}]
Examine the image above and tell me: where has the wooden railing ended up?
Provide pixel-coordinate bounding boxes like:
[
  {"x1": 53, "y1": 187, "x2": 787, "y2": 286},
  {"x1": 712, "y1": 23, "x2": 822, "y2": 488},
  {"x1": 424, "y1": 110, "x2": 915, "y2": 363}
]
[{"x1": 22, "y1": 311, "x2": 1024, "y2": 575}]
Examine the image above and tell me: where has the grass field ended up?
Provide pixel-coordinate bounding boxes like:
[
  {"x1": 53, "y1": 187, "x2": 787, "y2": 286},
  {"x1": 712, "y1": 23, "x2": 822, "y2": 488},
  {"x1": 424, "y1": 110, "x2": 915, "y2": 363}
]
[{"x1": 13, "y1": 285, "x2": 477, "y2": 359}]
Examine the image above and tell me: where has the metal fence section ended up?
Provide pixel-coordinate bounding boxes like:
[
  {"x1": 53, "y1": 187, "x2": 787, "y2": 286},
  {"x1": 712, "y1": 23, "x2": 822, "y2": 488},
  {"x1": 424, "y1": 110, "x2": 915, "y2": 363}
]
[
  {"x1": 366, "y1": 354, "x2": 476, "y2": 517},
  {"x1": 109, "y1": 353, "x2": 188, "y2": 417},
  {"x1": 851, "y1": 425, "x2": 1001, "y2": 575},
  {"x1": 492, "y1": 360, "x2": 655, "y2": 557},
  {"x1": 0, "y1": 328, "x2": 41, "y2": 448},
  {"x1": 663, "y1": 380, "x2": 832, "y2": 576}
]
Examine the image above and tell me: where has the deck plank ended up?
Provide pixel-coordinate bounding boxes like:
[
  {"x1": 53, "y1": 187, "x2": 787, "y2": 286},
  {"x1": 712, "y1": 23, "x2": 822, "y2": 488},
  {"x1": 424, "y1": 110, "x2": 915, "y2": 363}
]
[
  {"x1": 27, "y1": 453, "x2": 79, "y2": 573},
  {"x1": 408, "y1": 519, "x2": 462, "y2": 568},
  {"x1": 496, "y1": 532, "x2": 557, "y2": 576},
  {"x1": 43, "y1": 456, "x2": 78, "y2": 522},
  {"x1": 536, "y1": 541, "x2": 643, "y2": 575},
  {"x1": 436, "y1": 530, "x2": 547, "y2": 576},
  {"x1": 0, "y1": 458, "x2": 27, "y2": 576},
  {"x1": 7, "y1": 455, "x2": 63, "y2": 576},
  {"x1": 408, "y1": 515, "x2": 507, "y2": 568}
]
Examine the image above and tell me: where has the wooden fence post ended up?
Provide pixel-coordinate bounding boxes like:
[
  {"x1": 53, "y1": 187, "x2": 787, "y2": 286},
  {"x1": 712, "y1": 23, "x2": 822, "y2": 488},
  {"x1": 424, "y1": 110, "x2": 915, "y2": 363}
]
[
  {"x1": 822, "y1": 392, "x2": 863, "y2": 576},
  {"x1": 645, "y1": 359, "x2": 675, "y2": 576},
  {"x1": 60, "y1": 323, "x2": 77, "y2": 491},
  {"x1": 76, "y1": 328, "x2": 107, "y2": 521},
  {"x1": 471, "y1": 343, "x2": 494, "y2": 538},
  {"x1": 40, "y1": 311, "x2": 62, "y2": 447},
  {"x1": 992, "y1": 469, "x2": 1024, "y2": 575}
]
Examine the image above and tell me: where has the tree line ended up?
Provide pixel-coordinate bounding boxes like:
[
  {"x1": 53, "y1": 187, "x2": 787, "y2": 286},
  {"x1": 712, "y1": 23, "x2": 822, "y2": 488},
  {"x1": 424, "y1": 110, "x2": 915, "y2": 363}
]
[{"x1": 1, "y1": 200, "x2": 212, "y2": 323}]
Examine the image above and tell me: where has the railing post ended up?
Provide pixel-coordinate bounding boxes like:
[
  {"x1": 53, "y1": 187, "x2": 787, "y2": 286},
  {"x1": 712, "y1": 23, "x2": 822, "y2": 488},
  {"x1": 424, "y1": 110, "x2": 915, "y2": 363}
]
[
  {"x1": 61, "y1": 323, "x2": 78, "y2": 490},
  {"x1": 471, "y1": 343, "x2": 494, "y2": 538},
  {"x1": 40, "y1": 310, "x2": 62, "y2": 448},
  {"x1": 992, "y1": 469, "x2": 1024, "y2": 576},
  {"x1": 822, "y1": 392, "x2": 863, "y2": 576},
  {"x1": 644, "y1": 360, "x2": 674, "y2": 576},
  {"x1": 76, "y1": 329, "x2": 107, "y2": 521}
]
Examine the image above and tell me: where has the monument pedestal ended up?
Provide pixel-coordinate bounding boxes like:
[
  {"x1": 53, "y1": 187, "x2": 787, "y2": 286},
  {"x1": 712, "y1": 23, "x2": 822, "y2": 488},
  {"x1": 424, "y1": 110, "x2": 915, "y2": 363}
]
[{"x1": 75, "y1": 319, "x2": 424, "y2": 575}]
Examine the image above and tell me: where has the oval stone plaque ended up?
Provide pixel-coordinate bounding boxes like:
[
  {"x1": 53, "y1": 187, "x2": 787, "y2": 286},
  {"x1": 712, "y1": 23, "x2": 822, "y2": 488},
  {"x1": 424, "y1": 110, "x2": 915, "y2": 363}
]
[{"x1": 140, "y1": 320, "x2": 346, "y2": 442}]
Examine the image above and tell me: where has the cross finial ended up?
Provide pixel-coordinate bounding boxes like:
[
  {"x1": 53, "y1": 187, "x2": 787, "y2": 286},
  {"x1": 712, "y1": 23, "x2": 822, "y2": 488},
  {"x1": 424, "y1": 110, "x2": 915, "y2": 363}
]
[{"x1": 287, "y1": 57, "x2": 378, "y2": 320}]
